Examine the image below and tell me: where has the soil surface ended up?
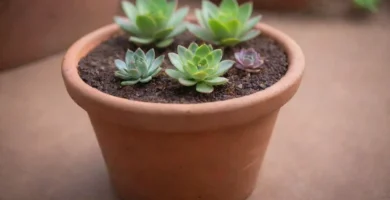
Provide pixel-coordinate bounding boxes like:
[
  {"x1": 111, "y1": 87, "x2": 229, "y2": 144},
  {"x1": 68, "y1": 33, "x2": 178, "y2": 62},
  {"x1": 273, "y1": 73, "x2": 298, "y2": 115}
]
[{"x1": 78, "y1": 32, "x2": 288, "y2": 104}]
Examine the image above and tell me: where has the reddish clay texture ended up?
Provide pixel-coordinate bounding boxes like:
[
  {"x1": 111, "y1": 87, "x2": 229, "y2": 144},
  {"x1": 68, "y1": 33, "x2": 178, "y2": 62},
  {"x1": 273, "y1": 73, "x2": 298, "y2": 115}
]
[{"x1": 61, "y1": 17, "x2": 305, "y2": 200}]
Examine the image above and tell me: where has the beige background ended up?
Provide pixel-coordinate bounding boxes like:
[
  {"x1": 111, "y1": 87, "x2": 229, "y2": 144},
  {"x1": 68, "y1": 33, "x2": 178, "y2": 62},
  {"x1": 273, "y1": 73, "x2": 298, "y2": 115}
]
[
  {"x1": 1, "y1": 3, "x2": 390, "y2": 200},
  {"x1": 0, "y1": 0, "x2": 119, "y2": 69}
]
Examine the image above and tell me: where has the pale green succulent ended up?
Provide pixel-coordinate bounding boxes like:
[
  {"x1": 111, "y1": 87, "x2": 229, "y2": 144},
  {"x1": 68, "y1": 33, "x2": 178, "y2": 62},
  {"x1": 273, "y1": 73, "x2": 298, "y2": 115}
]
[
  {"x1": 114, "y1": 48, "x2": 163, "y2": 85},
  {"x1": 166, "y1": 43, "x2": 235, "y2": 93},
  {"x1": 114, "y1": 0, "x2": 189, "y2": 48},
  {"x1": 187, "y1": 0, "x2": 262, "y2": 46}
]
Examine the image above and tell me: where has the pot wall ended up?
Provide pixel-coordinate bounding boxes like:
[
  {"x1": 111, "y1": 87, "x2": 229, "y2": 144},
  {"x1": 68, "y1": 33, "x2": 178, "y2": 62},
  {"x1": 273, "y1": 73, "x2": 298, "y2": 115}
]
[
  {"x1": 89, "y1": 110, "x2": 279, "y2": 200},
  {"x1": 0, "y1": 0, "x2": 119, "y2": 70}
]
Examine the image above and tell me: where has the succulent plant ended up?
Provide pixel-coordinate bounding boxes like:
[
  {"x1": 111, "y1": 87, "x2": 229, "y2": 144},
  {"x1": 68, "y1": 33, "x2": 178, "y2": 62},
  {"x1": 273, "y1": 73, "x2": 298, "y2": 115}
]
[
  {"x1": 187, "y1": 0, "x2": 262, "y2": 46},
  {"x1": 166, "y1": 43, "x2": 235, "y2": 93},
  {"x1": 234, "y1": 48, "x2": 264, "y2": 72},
  {"x1": 114, "y1": 0, "x2": 189, "y2": 48},
  {"x1": 114, "y1": 48, "x2": 164, "y2": 85}
]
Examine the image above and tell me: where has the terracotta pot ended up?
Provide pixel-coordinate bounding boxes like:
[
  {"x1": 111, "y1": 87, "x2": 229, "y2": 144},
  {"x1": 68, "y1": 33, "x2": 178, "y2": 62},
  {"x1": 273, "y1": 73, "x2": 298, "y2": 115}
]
[
  {"x1": 211, "y1": 0, "x2": 309, "y2": 11},
  {"x1": 0, "y1": 0, "x2": 119, "y2": 70},
  {"x1": 61, "y1": 17, "x2": 304, "y2": 200}
]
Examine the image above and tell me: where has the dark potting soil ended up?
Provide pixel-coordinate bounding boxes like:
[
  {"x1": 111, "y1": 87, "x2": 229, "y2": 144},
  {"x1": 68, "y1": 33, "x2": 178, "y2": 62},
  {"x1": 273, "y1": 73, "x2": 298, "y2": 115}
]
[{"x1": 78, "y1": 32, "x2": 288, "y2": 104}]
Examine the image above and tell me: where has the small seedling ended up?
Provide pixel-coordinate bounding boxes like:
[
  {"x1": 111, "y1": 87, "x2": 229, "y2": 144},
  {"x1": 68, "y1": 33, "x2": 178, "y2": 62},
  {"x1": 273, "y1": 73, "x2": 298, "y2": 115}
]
[
  {"x1": 235, "y1": 48, "x2": 264, "y2": 72},
  {"x1": 166, "y1": 43, "x2": 235, "y2": 93},
  {"x1": 114, "y1": 48, "x2": 163, "y2": 85}
]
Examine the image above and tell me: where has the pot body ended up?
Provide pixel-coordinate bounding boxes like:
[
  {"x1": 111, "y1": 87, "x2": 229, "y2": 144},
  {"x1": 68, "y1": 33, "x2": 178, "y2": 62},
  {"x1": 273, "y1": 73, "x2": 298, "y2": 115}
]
[
  {"x1": 62, "y1": 18, "x2": 304, "y2": 200},
  {"x1": 89, "y1": 110, "x2": 279, "y2": 200}
]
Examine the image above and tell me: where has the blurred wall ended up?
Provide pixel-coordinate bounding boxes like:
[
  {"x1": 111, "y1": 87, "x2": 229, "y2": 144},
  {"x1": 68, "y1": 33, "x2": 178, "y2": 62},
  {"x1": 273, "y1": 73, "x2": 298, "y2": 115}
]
[{"x1": 0, "y1": 0, "x2": 120, "y2": 70}]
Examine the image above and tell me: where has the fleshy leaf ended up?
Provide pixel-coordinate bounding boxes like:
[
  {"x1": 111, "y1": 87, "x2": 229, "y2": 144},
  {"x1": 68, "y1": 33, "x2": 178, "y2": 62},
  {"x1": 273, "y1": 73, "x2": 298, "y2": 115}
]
[
  {"x1": 204, "y1": 77, "x2": 228, "y2": 85},
  {"x1": 121, "y1": 1, "x2": 137, "y2": 22},
  {"x1": 192, "y1": 71, "x2": 208, "y2": 80},
  {"x1": 129, "y1": 36, "x2": 154, "y2": 44},
  {"x1": 135, "y1": 48, "x2": 146, "y2": 59},
  {"x1": 196, "y1": 82, "x2": 214, "y2": 93},
  {"x1": 165, "y1": 69, "x2": 186, "y2": 79},
  {"x1": 238, "y1": 3, "x2": 252, "y2": 23},
  {"x1": 149, "y1": 67, "x2": 162, "y2": 77},
  {"x1": 179, "y1": 78, "x2": 197, "y2": 86},
  {"x1": 135, "y1": 59, "x2": 148, "y2": 77},
  {"x1": 136, "y1": 0, "x2": 148, "y2": 14},
  {"x1": 127, "y1": 69, "x2": 142, "y2": 79},
  {"x1": 145, "y1": 49, "x2": 155, "y2": 66},
  {"x1": 241, "y1": 16, "x2": 261, "y2": 36},
  {"x1": 226, "y1": 20, "x2": 240, "y2": 36},
  {"x1": 156, "y1": 38, "x2": 174, "y2": 48},
  {"x1": 195, "y1": 9, "x2": 208, "y2": 28},
  {"x1": 166, "y1": 0, "x2": 177, "y2": 17},
  {"x1": 167, "y1": 23, "x2": 187, "y2": 38},
  {"x1": 114, "y1": 17, "x2": 140, "y2": 35},
  {"x1": 187, "y1": 44, "x2": 198, "y2": 55},
  {"x1": 214, "y1": 60, "x2": 235, "y2": 76},
  {"x1": 240, "y1": 30, "x2": 261, "y2": 42},
  {"x1": 221, "y1": 38, "x2": 240, "y2": 46},
  {"x1": 220, "y1": 0, "x2": 239, "y2": 14},
  {"x1": 202, "y1": 1, "x2": 219, "y2": 20},
  {"x1": 115, "y1": 71, "x2": 131, "y2": 79},
  {"x1": 187, "y1": 24, "x2": 215, "y2": 42},
  {"x1": 210, "y1": 49, "x2": 223, "y2": 66},
  {"x1": 209, "y1": 19, "x2": 231, "y2": 39},
  {"x1": 168, "y1": 53, "x2": 184, "y2": 72},
  {"x1": 125, "y1": 50, "x2": 134, "y2": 65},
  {"x1": 168, "y1": 7, "x2": 189, "y2": 27},
  {"x1": 121, "y1": 79, "x2": 140, "y2": 86},
  {"x1": 177, "y1": 45, "x2": 187, "y2": 61},
  {"x1": 140, "y1": 76, "x2": 153, "y2": 83},
  {"x1": 136, "y1": 15, "x2": 157, "y2": 34},
  {"x1": 115, "y1": 59, "x2": 127, "y2": 71},
  {"x1": 154, "y1": 28, "x2": 174, "y2": 39},
  {"x1": 148, "y1": 55, "x2": 164, "y2": 74},
  {"x1": 184, "y1": 61, "x2": 198, "y2": 75},
  {"x1": 195, "y1": 44, "x2": 211, "y2": 57}
]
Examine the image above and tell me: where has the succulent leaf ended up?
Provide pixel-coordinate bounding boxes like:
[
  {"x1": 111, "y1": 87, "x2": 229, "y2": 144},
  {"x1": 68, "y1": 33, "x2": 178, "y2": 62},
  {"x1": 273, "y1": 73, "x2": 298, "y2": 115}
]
[
  {"x1": 114, "y1": 48, "x2": 163, "y2": 85},
  {"x1": 179, "y1": 78, "x2": 197, "y2": 86},
  {"x1": 241, "y1": 15, "x2": 261, "y2": 35},
  {"x1": 238, "y1": 3, "x2": 252, "y2": 23},
  {"x1": 240, "y1": 30, "x2": 261, "y2": 42},
  {"x1": 121, "y1": 1, "x2": 138, "y2": 22},
  {"x1": 196, "y1": 82, "x2": 214, "y2": 93},
  {"x1": 121, "y1": 79, "x2": 141, "y2": 86},
  {"x1": 145, "y1": 49, "x2": 155, "y2": 66},
  {"x1": 168, "y1": 53, "x2": 184, "y2": 72},
  {"x1": 168, "y1": 7, "x2": 189, "y2": 27},
  {"x1": 129, "y1": 36, "x2": 154, "y2": 45},
  {"x1": 166, "y1": 69, "x2": 186, "y2": 79},
  {"x1": 166, "y1": 42, "x2": 235, "y2": 93},
  {"x1": 156, "y1": 38, "x2": 174, "y2": 48},
  {"x1": 205, "y1": 77, "x2": 229, "y2": 85}
]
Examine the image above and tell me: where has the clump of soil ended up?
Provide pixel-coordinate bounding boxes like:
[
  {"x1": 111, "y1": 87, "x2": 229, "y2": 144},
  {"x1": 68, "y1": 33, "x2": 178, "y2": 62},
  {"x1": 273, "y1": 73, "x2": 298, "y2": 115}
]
[{"x1": 78, "y1": 32, "x2": 288, "y2": 104}]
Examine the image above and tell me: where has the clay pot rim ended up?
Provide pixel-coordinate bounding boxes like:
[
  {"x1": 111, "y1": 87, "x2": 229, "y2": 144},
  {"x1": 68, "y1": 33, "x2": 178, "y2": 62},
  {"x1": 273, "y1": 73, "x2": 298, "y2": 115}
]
[{"x1": 62, "y1": 17, "x2": 304, "y2": 115}]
